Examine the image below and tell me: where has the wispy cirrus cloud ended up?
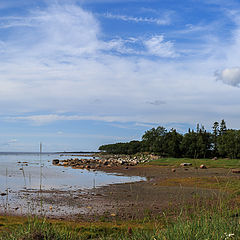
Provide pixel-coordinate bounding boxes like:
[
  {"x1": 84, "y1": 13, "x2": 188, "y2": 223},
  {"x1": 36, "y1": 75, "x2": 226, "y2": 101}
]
[
  {"x1": 6, "y1": 114, "x2": 140, "y2": 125},
  {"x1": 104, "y1": 35, "x2": 178, "y2": 57},
  {"x1": 101, "y1": 12, "x2": 171, "y2": 25}
]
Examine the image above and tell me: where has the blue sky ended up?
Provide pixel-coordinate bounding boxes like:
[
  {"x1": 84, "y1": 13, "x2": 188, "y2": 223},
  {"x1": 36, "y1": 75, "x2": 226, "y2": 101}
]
[{"x1": 0, "y1": 0, "x2": 240, "y2": 151}]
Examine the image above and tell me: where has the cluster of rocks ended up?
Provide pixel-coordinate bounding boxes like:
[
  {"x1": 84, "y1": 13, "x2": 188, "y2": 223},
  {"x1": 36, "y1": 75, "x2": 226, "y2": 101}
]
[{"x1": 52, "y1": 156, "x2": 148, "y2": 170}]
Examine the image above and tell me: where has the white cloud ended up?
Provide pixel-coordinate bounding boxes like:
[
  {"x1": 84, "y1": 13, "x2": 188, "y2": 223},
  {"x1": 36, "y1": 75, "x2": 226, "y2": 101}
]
[
  {"x1": 144, "y1": 35, "x2": 178, "y2": 58},
  {"x1": 0, "y1": 4, "x2": 100, "y2": 56},
  {"x1": 1, "y1": 139, "x2": 18, "y2": 146},
  {"x1": 216, "y1": 67, "x2": 240, "y2": 87},
  {"x1": 7, "y1": 114, "x2": 154, "y2": 125},
  {"x1": 104, "y1": 35, "x2": 177, "y2": 57},
  {"x1": 104, "y1": 37, "x2": 139, "y2": 54},
  {"x1": 1, "y1": 2, "x2": 240, "y2": 129},
  {"x1": 102, "y1": 13, "x2": 170, "y2": 25}
]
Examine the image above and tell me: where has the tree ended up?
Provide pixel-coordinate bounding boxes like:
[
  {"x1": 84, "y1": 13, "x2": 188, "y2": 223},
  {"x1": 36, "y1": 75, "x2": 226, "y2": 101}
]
[
  {"x1": 164, "y1": 129, "x2": 183, "y2": 157},
  {"x1": 180, "y1": 130, "x2": 198, "y2": 158},
  {"x1": 218, "y1": 129, "x2": 240, "y2": 159},
  {"x1": 218, "y1": 119, "x2": 227, "y2": 157},
  {"x1": 212, "y1": 121, "x2": 219, "y2": 155},
  {"x1": 219, "y1": 119, "x2": 227, "y2": 135},
  {"x1": 142, "y1": 126, "x2": 167, "y2": 153}
]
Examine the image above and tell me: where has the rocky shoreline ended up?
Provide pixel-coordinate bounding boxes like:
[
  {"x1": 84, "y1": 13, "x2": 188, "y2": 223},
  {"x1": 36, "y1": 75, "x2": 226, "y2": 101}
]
[{"x1": 52, "y1": 154, "x2": 150, "y2": 170}]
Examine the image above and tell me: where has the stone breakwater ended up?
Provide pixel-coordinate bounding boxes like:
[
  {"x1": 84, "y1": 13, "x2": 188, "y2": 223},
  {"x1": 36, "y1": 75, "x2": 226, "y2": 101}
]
[{"x1": 52, "y1": 155, "x2": 149, "y2": 170}]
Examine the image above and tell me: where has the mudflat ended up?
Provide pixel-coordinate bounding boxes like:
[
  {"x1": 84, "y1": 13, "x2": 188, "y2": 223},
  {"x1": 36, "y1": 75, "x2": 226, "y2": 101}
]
[{"x1": 18, "y1": 164, "x2": 238, "y2": 220}]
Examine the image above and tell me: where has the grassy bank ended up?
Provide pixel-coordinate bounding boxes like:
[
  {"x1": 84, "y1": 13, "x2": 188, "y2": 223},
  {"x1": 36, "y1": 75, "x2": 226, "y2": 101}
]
[
  {"x1": 0, "y1": 205, "x2": 239, "y2": 239},
  {"x1": 147, "y1": 157, "x2": 240, "y2": 169}
]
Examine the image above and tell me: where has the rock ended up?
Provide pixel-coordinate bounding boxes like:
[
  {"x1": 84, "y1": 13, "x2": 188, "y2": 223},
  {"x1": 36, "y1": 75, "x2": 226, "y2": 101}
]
[
  {"x1": 172, "y1": 169, "x2": 176, "y2": 172},
  {"x1": 212, "y1": 157, "x2": 218, "y2": 160},
  {"x1": 180, "y1": 163, "x2": 192, "y2": 167},
  {"x1": 52, "y1": 159, "x2": 60, "y2": 165},
  {"x1": 200, "y1": 164, "x2": 207, "y2": 169},
  {"x1": 232, "y1": 169, "x2": 240, "y2": 174},
  {"x1": 0, "y1": 193, "x2": 7, "y2": 196},
  {"x1": 103, "y1": 161, "x2": 109, "y2": 166}
]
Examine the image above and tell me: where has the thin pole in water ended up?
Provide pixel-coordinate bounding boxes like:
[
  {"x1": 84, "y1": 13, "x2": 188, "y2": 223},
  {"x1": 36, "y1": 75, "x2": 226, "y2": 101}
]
[
  {"x1": 40, "y1": 142, "x2": 42, "y2": 191},
  {"x1": 39, "y1": 142, "x2": 43, "y2": 214}
]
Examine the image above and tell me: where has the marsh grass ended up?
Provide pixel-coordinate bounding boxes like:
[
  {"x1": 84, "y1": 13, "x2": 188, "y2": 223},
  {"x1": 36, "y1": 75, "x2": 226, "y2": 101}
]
[{"x1": 0, "y1": 205, "x2": 239, "y2": 240}]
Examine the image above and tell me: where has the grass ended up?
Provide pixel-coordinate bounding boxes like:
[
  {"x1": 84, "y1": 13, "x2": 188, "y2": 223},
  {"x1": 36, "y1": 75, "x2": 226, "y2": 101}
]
[
  {"x1": 156, "y1": 176, "x2": 240, "y2": 193},
  {"x1": 0, "y1": 205, "x2": 239, "y2": 239},
  {"x1": 147, "y1": 157, "x2": 240, "y2": 169}
]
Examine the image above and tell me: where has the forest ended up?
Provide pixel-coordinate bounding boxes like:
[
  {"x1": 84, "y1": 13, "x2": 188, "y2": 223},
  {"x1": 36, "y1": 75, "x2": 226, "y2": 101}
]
[{"x1": 99, "y1": 120, "x2": 240, "y2": 159}]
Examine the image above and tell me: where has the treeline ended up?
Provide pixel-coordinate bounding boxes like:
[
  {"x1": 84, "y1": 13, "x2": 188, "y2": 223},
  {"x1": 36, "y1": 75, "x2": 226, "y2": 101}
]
[{"x1": 99, "y1": 120, "x2": 240, "y2": 159}]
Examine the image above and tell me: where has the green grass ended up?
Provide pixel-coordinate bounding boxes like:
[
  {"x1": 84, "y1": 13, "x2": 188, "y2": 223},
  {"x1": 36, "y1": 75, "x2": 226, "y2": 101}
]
[
  {"x1": 1, "y1": 207, "x2": 239, "y2": 240},
  {"x1": 147, "y1": 158, "x2": 240, "y2": 168}
]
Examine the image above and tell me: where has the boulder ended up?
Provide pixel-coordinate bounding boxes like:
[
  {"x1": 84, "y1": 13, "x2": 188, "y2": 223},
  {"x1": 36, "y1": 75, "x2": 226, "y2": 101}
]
[
  {"x1": 200, "y1": 164, "x2": 207, "y2": 169},
  {"x1": 180, "y1": 163, "x2": 192, "y2": 167},
  {"x1": 103, "y1": 161, "x2": 109, "y2": 166},
  {"x1": 52, "y1": 159, "x2": 60, "y2": 165}
]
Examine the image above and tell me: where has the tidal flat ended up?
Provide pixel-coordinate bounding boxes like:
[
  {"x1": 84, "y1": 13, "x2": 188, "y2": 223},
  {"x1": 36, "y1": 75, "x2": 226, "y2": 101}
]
[
  {"x1": 0, "y1": 152, "x2": 144, "y2": 217},
  {"x1": 1, "y1": 153, "x2": 239, "y2": 221},
  {"x1": 1, "y1": 155, "x2": 240, "y2": 239}
]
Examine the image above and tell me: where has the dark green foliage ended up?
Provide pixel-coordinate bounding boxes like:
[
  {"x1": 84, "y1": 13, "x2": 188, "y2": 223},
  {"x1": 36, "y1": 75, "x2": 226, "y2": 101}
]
[
  {"x1": 212, "y1": 121, "x2": 219, "y2": 155},
  {"x1": 164, "y1": 129, "x2": 183, "y2": 157},
  {"x1": 180, "y1": 126, "x2": 212, "y2": 159},
  {"x1": 99, "y1": 141, "x2": 142, "y2": 154},
  {"x1": 99, "y1": 119, "x2": 240, "y2": 159},
  {"x1": 142, "y1": 126, "x2": 167, "y2": 154},
  {"x1": 218, "y1": 129, "x2": 240, "y2": 158}
]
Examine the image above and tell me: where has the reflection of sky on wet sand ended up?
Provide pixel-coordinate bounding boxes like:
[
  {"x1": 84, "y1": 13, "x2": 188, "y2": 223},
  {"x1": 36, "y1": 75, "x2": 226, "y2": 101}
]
[{"x1": 0, "y1": 153, "x2": 144, "y2": 192}]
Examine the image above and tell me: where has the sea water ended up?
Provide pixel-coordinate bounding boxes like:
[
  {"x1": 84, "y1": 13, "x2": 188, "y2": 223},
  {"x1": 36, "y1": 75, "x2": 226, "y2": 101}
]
[
  {"x1": 0, "y1": 152, "x2": 144, "y2": 192},
  {"x1": 0, "y1": 152, "x2": 144, "y2": 216}
]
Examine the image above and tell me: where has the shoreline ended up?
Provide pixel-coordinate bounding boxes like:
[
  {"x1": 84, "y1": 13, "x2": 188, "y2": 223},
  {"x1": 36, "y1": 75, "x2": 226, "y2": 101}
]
[{"x1": 1, "y1": 163, "x2": 236, "y2": 221}]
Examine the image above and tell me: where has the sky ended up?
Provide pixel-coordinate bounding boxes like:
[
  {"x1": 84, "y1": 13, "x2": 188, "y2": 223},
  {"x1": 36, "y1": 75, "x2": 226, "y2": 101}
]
[{"x1": 0, "y1": 0, "x2": 240, "y2": 151}]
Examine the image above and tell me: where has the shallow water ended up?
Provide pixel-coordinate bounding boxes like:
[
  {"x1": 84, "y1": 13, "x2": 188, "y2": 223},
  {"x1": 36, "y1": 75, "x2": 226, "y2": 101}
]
[
  {"x1": 0, "y1": 152, "x2": 144, "y2": 192},
  {"x1": 0, "y1": 152, "x2": 145, "y2": 216}
]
